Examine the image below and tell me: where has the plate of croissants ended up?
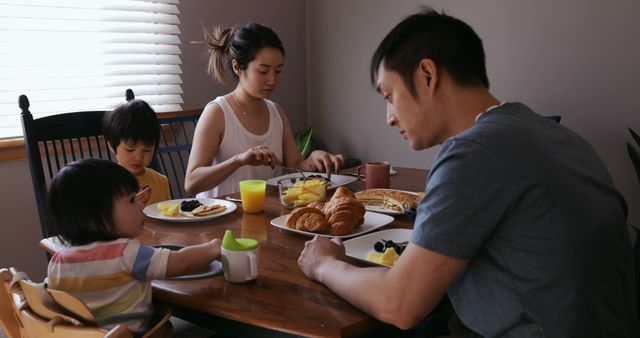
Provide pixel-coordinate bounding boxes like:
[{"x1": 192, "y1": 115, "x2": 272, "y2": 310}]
[{"x1": 270, "y1": 186, "x2": 395, "y2": 238}]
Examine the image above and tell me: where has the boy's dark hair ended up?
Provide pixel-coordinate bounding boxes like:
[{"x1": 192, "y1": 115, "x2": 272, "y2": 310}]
[
  {"x1": 103, "y1": 99, "x2": 160, "y2": 150},
  {"x1": 370, "y1": 7, "x2": 489, "y2": 98},
  {"x1": 46, "y1": 159, "x2": 139, "y2": 246}
]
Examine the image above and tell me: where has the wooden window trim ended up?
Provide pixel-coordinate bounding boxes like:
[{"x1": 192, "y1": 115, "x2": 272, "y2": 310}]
[{"x1": 0, "y1": 138, "x2": 28, "y2": 161}]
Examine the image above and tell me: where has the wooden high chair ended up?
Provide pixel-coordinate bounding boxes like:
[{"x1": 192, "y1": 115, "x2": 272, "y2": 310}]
[
  {"x1": 0, "y1": 268, "x2": 22, "y2": 338},
  {"x1": 1, "y1": 267, "x2": 173, "y2": 338}
]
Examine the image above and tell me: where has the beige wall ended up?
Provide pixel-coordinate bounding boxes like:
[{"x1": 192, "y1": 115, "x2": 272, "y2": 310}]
[
  {"x1": 179, "y1": 0, "x2": 308, "y2": 134},
  {"x1": 3, "y1": 0, "x2": 640, "y2": 280},
  {"x1": 0, "y1": 159, "x2": 48, "y2": 279}
]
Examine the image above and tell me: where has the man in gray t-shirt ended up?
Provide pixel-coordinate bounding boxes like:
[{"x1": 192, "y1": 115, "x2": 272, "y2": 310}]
[
  {"x1": 412, "y1": 101, "x2": 635, "y2": 336},
  {"x1": 298, "y1": 8, "x2": 638, "y2": 337}
]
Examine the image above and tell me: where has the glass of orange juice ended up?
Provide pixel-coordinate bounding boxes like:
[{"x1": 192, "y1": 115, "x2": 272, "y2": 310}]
[{"x1": 239, "y1": 179, "x2": 266, "y2": 213}]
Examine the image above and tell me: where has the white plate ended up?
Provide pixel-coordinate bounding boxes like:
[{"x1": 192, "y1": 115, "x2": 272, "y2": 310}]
[
  {"x1": 343, "y1": 228, "x2": 413, "y2": 267},
  {"x1": 144, "y1": 198, "x2": 237, "y2": 223},
  {"x1": 266, "y1": 172, "x2": 357, "y2": 190},
  {"x1": 358, "y1": 189, "x2": 421, "y2": 215},
  {"x1": 270, "y1": 211, "x2": 394, "y2": 239}
]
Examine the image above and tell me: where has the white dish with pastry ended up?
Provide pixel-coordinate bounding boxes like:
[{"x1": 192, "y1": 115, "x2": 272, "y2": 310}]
[
  {"x1": 266, "y1": 172, "x2": 356, "y2": 190},
  {"x1": 271, "y1": 186, "x2": 394, "y2": 238},
  {"x1": 355, "y1": 189, "x2": 425, "y2": 215},
  {"x1": 271, "y1": 211, "x2": 394, "y2": 239},
  {"x1": 343, "y1": 228, "x2": 413, "y2": 267},
  {"x1": 144, "y1": 198, "x2": 237, "y2": 222}
]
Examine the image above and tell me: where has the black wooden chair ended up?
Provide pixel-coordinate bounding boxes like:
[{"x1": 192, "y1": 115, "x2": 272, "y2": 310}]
[
  {"x1": 23, "y1": 89, "x2": 201, "y2": 241},
  {"x1": 20, "y1": 95, "x2": 113, "y2": 240},
  {"x1": 125, "y1": 89, "x2": 201, "y2": 199},
  {"x1": 151, "y1": 109, "x2": 201, "y2": 199}
]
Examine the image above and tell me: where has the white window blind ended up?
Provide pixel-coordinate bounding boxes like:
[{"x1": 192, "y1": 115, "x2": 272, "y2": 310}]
[{"x1": 0, "y1": 0, "x2": 183, "y2": 139}]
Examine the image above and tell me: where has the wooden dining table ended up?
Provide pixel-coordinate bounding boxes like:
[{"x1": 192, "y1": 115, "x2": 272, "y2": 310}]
[{"x1": 42, "y1": 167, "x2": 428, "y2": 338}]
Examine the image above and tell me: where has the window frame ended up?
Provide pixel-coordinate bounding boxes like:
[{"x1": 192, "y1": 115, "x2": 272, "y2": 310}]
[{"x1": 0, "y1": 0, "x2": 183, "y2": 140}]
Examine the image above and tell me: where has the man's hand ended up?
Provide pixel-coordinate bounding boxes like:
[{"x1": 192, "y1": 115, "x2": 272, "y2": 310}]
[{"x1": 298, "y1": 235, "x2": 346, "y2": 282}]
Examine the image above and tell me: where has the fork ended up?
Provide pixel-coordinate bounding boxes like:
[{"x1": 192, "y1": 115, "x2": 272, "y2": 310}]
[{"x1": 279, "y1": 165, "x2": 336, "y2": 181}]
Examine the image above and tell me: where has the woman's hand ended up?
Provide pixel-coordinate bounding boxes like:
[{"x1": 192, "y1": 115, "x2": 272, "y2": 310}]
[
  {"x1": 237, "y1": 145, "x2": 282, "y2": 168},
  {"x1": 307, "y1": 150, "x2": 344, "y2": 175},
  {"x1": 298, "y1": 236, "x2": 346, "y2": 282}
]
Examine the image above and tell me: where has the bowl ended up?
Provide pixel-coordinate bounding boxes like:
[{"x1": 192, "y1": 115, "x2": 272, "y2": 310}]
[{"x1": 278, "y1": 177, "x2": 327, "y2": 209}]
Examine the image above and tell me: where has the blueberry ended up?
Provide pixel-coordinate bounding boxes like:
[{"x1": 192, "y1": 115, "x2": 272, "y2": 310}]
[
  {"x1": 373, "y1": 241, "x2": 385, "y2": 253},
  {"x1": 394, "y1": 241, "x2": 408, "y2": 255},
  {"x1": 393, "y1": 245, "x2": 404, "y2": 255},
  {"x1": 180, "y1": 200, "x2": 202, "y2": 211},
  {"x1": 384, "y1": 240, "x2": 395, "y2": 250}
]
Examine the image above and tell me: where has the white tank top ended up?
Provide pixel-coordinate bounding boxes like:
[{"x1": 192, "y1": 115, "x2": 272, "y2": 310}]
[{"x1": 196, "y1": 96, "x2": 283, "y2": 197}]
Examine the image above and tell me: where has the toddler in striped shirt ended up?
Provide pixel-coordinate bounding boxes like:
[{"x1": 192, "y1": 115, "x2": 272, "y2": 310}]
[{"x1": 46, "y1": 159, "x2": 221, "y2": 335}]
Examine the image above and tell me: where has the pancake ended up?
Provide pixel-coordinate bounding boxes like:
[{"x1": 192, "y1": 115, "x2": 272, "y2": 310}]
[
  {"x1": 355, "y1": 189, "x2": 424, "y2": 213},
  {"x1": 181, "y1": 204, "x2": 227, "y2": 217}
]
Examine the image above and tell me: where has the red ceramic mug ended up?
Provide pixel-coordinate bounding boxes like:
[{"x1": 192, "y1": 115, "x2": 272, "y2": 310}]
[{"x1": 356, "y1": 161, "x2": 390, "y2": 190}]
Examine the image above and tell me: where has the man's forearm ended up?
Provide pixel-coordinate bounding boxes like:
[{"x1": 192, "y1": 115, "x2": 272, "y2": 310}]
[{"x1": 317, "y1": 259, "x2": 401, "y2": 322}]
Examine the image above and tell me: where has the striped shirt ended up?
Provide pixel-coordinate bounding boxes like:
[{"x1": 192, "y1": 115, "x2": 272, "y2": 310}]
[{"x1": 47, "y1": 238, "x2": 170, "y2": 333}]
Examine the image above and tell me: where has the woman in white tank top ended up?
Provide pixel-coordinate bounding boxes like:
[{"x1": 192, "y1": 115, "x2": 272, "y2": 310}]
[{"x1": 185, "y1": 22, "x2": 344, "y2": 197}]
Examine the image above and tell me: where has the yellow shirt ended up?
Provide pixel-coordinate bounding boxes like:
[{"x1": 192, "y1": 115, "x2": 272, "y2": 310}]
[{"x1": 137, "y1": 168, "x2": 170, "y2": 205}]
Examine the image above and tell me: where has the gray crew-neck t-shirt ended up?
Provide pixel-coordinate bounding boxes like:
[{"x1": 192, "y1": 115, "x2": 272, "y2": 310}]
[{"x1": 412, "y1": 102, "x2": 637, "y2": 337}]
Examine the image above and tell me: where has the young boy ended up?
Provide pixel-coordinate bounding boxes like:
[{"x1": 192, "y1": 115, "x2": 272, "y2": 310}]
[{"x1": 103, "y1": 99, "x2": 170, "y2": 205}]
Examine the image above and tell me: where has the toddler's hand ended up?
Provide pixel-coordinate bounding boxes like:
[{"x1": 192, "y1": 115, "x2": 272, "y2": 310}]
[
  {"x1": 210, "y1": 238, "x2": 222, "y2": 259},
  {"x1": 166, "y1": 238, "x2": 224, "y2": 277}
]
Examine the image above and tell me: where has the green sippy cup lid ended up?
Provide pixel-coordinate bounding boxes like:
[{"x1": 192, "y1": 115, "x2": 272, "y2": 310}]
[{"x1": 222, "y1": 230, "x2": 259, "y2": 251}]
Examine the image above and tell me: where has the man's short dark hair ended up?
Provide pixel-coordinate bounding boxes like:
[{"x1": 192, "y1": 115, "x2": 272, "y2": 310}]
[
  {"x1": 103, "y1": 99, "x2": 160, "y2": 150},
  {"x1": 46, "y1": 159, "x2": 139, "y2": 246},
  {"x1": 370, "y1": 7, "x2": 489, "y2": 98}
]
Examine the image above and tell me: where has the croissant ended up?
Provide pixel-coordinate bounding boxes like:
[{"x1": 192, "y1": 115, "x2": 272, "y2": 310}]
[
  {"x1": 286, "y1": 207, "x2": 325, "y2": 231},
  {"x1": 333, "y1": 186, "x2": 355, "y2": 198},
  {"x1": 285, "y1": 187, "x2": 365, "y2": 235},
  {"x1": 298, "y1": 211, "x2": 329, "y2": 233},
  {"x1": 325, "y1": 199, "x2": 365, "y2": 235},
  {"x1": 307, "y1": 200, "x2": 325, "y2": 211}
]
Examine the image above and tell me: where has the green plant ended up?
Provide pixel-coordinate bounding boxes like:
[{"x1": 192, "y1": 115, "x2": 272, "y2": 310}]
[
  {"x1": 628, "y1": 128, "x2": 640, "y2": 185},
  {"x1": 293, "y1": 128, "x2": 361, "y2": 169},
  {"x1": 294, "y1": 127, "x2": 318, "y2": 159}
]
